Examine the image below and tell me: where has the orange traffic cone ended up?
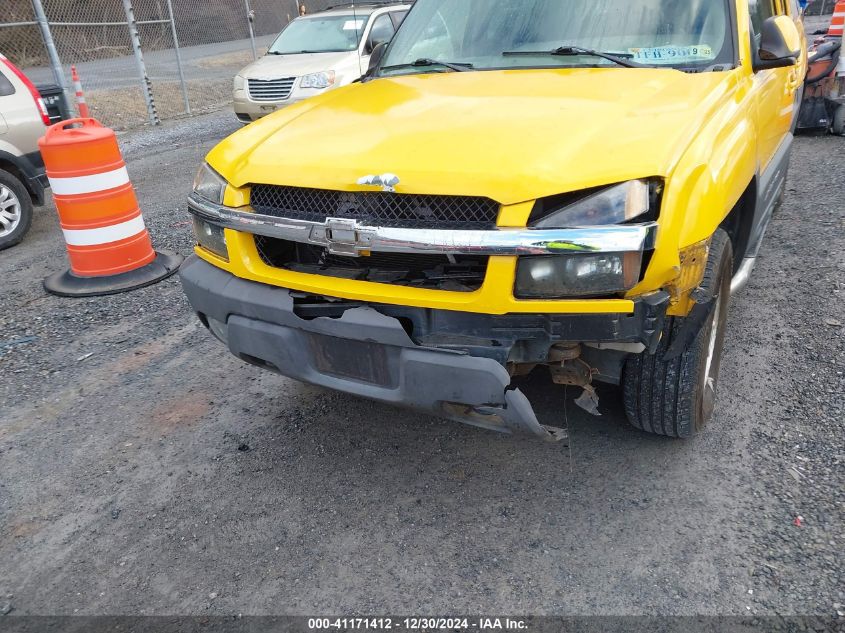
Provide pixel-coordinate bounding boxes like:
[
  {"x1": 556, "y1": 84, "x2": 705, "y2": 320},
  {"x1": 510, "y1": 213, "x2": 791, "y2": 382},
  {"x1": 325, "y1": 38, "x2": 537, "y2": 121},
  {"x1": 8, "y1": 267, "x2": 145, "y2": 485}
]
[
  {"x1": 39, "y1": 118, "x2": 182, "y2": 297},
  {"x1": 830, "y1": 0, "x2": 845, "y2": 37},
  {"x1": 71, "y1": 66, "x2": 90, "y2": 118}
]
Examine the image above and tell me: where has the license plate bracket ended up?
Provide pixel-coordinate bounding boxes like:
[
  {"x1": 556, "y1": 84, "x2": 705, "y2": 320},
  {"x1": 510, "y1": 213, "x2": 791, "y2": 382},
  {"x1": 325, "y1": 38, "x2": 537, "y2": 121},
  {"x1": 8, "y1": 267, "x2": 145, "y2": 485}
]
[{"x1": 307, "y1": 333, "x2": 391, "y2": 386}]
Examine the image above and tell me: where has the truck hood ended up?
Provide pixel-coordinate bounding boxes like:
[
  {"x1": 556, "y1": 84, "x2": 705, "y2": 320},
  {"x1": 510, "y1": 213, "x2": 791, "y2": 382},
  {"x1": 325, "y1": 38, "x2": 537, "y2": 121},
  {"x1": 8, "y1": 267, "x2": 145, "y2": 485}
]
[
  {"x1": 239, "y1": 51, "x2": 360, "y2": 79},
  {"x1": 210, "y1": 68, "x2": 736, "y2": 206}
]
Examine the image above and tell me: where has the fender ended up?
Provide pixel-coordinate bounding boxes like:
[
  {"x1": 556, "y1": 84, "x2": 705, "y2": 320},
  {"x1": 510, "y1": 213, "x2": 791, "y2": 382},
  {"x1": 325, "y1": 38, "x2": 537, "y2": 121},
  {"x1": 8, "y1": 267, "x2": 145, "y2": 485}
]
[{"x1": 631, "y1": 68, "x2": 757, "y2": 314}]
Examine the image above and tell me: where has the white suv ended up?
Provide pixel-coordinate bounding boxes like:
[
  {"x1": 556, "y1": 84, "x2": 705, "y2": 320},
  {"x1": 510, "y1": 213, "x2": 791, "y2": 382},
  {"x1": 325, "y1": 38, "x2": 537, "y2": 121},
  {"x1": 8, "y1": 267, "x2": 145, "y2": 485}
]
[
  {"x1": 234, "y1": 2, "x2": 410, "y2": 123},
  {"x1": 0, "y1": 53, "x2": 51, "y2": 250}
]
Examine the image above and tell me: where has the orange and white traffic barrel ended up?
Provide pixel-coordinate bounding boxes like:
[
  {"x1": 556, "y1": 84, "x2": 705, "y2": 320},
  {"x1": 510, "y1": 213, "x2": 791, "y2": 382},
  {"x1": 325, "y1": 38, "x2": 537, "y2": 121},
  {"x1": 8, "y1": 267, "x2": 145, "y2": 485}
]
[
  {"x1": 39, "y1": 118, "x2": 182, "y2": 297},
  {"x1": 830, "y1": 1, "x2": 845, "y2": 37}
]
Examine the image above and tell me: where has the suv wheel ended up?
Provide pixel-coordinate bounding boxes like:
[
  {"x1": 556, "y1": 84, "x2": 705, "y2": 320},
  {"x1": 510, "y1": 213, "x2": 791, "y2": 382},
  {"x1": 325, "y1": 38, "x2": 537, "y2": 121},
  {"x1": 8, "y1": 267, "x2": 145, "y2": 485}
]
[
  {"x1": 622, "y1": 229, "x2": 733, "y2": 438},
  {"x1": 832, "y1": 104, "x2": 845, "y2": 136},
  {"x1": 0, "y1": 169, "x2": 33, "y2": 251}
]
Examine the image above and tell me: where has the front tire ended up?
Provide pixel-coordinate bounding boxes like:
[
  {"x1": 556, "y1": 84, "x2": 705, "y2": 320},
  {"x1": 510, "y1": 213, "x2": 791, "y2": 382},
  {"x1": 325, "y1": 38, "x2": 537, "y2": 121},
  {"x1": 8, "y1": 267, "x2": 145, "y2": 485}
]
[
  {"x1": 832, "y1": 104, "x2": 845, "y2": 136},
  {"x1": 0, "y1": 169, "x2": 33, "y2": 251},
  {"x1": 622, "y1": 229, "x2": 733, "y2": 438}
]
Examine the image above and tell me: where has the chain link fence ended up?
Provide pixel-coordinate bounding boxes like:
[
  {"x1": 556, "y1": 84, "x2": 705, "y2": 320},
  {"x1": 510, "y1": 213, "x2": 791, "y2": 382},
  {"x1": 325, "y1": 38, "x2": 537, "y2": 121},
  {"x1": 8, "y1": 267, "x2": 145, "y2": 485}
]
[
  {"x1": 806, "y1": 0, "x2": 838, "y2": 14},
  {"x1": 0, "y1": 0, "x2": 334, "y2": 129}
]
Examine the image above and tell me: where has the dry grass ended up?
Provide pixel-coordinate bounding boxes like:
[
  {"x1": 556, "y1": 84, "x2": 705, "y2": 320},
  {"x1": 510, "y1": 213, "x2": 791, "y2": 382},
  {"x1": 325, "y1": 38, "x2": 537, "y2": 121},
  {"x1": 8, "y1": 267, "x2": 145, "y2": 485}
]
[
  {"x1": 196, "y1": 49, "x2": 267, "y2": 70},
  {"x1": 85, "y1": 78, "x2": 234, "y2": 129}
]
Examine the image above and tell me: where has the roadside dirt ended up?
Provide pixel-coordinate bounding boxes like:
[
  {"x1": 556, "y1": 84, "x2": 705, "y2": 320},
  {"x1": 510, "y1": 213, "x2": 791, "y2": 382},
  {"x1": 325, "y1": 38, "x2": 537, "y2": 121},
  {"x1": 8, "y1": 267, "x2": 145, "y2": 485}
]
[{"x1": 0, "y1": 112, "x2": 842, "y2": 616}]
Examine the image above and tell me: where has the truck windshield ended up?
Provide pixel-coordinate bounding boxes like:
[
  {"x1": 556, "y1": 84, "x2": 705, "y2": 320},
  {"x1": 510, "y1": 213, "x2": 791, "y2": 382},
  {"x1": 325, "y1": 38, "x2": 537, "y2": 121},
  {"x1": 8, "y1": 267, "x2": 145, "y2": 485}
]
[
  {"x1": 381, "y1": 0, "x2": 734, "y2": 74},
  {"x1": 268, "y1": 15, "x2": 370, "y2": 54}
]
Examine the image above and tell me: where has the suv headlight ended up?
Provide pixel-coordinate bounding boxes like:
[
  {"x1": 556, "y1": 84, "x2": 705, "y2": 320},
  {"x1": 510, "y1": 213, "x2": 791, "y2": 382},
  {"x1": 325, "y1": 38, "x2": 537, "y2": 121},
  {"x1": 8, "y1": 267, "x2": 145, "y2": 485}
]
[
  {"x1": 532, "y1": 180, "x2": 652, "y2": 228},
  {"x1": 234, "y1": 74, "x2": 245, "y2": 91},
  {"x1": 515, "y1": 180, "x2": 657, "y2": 298},
  {"x1": 191, "y1": 164, "x2": 229, "y2": 259},
  {"x1": 300, "y1": 71, "x2": 336, "y2": 89},
  {"x1": 193, "y1": 163, "x2": 227, "y2": 204},
  {"x1": 515, "y1": 252, "x2": 642, "y2": 299},
  {"x1": 192, "y1": 216, "x2": 228, "y2": 261}
]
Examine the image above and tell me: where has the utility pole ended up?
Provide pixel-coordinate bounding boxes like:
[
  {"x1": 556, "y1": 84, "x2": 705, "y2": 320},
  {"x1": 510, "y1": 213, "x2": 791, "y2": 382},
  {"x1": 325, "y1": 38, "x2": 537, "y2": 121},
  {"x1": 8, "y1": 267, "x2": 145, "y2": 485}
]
[
  {"x1": 121, "y1": 0, "x2": 160, "y2": 125},
  {"x1": 165, "y1": 0, "x2": 190, "y2": 114},
  {"x1": 30, "y1": 0, "x2": 72, "y2": 115},
  {"x1": 245, "y1": 0, "x2": 258, "y2": 61}
]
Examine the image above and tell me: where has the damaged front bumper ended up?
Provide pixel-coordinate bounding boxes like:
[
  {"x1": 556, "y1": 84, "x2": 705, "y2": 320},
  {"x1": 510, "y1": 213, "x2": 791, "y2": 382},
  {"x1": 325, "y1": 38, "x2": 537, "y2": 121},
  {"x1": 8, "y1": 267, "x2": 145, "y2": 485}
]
[{"x1": 179, "y1": 256, "x2": 668, "y2": 442}]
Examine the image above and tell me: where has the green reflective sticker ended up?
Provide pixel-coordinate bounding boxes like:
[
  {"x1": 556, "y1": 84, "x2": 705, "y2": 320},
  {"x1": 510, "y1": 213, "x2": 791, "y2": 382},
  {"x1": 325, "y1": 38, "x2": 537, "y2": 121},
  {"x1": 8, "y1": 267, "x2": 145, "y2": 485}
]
[{"x1": 545, "y1": 241, "x2": 600, "y2": 253}]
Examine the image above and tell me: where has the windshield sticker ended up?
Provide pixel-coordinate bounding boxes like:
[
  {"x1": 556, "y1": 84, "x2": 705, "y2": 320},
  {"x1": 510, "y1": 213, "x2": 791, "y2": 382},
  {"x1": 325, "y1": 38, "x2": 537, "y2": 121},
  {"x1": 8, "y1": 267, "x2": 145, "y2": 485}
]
[
  {"x1": 343, "y1": 19, "x2": 364, "y2": 31},
  {"x1": 629, "y1": 45, "x2": 714, "y2": 62}
]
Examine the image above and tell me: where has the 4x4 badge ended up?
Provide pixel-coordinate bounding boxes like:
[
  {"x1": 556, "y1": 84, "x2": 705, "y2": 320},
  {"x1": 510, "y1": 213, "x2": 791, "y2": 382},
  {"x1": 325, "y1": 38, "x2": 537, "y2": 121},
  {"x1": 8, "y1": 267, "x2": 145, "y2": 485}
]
[{"x1": 357, "y1": 173, "x2": 400, "y2": 193}]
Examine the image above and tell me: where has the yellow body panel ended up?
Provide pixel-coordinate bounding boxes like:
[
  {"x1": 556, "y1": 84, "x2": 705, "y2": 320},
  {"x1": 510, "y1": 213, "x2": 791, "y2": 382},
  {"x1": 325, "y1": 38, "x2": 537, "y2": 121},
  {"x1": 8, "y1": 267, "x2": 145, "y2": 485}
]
[
  {"x1": 200, "y1": 0, "x2": 805, "y2": 317},
  {"x1": 196, "y1": 236, "x2": 636, "y2": 315}
]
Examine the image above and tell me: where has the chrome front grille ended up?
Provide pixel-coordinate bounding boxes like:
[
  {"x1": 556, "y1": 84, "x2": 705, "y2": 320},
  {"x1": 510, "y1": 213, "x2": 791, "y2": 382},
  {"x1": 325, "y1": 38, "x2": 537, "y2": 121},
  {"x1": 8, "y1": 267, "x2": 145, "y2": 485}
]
[{"x1": 248, "y1": 77, "x2": 296, "y2": 102}]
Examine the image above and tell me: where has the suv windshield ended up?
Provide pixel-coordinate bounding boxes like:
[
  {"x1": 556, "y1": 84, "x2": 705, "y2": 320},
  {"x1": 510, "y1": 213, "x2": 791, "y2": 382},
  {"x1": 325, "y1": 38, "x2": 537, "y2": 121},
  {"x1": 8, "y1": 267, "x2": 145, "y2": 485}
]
[
  {"x1": 268, "y1": 14, "x2": 370, "y2": 54},
  {"x1": 381, "y1": 0, "x2": 734, "y2": 74}
]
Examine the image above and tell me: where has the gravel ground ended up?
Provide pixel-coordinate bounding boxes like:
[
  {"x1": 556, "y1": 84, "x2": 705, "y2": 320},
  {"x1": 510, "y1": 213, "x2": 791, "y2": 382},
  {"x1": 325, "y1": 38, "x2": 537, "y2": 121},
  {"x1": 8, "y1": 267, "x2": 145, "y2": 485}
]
[{"x1": 0, "y1": 111, "x2": 843, "y2": 618}]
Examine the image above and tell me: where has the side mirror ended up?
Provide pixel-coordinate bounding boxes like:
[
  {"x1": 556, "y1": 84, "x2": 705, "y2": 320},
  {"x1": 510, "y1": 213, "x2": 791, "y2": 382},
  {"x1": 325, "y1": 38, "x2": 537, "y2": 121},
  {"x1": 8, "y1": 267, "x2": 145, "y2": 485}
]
[
  {"x1": 754, "y1": 15, "x2": 802, "y2": 71},
  {"x1": 366, "y1": 41, "x2": 388, "y2": 76},
  {"x1": 366, "y1": 38, "x2": 386, "y2": 55}
]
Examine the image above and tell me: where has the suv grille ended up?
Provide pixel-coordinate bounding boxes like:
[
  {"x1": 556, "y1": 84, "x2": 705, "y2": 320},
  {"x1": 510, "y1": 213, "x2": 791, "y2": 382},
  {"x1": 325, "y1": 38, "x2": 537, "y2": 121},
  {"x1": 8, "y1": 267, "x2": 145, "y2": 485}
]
[
  {"x1": 250, "y1": 185, "x2": 500, "y2": 229},
  {"x1": 248, "y1": 78, "x2": 295, "y2": 102},
  {"x1": 255, "y1": 237, "x2": 488, "y2": 292}
]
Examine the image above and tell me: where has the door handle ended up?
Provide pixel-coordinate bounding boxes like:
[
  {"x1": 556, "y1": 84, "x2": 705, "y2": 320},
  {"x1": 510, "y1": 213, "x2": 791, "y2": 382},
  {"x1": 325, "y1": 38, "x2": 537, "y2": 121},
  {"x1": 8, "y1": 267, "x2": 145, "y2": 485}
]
[{"x1": 787, "y1": 69, "x2": 801, "y2": 92}]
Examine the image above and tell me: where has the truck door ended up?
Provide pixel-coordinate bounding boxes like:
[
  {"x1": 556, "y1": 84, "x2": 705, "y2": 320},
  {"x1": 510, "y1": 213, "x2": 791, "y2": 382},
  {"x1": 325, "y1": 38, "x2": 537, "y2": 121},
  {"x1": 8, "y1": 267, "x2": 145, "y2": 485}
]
[
  {"x1": 785, "y1": 0, "x2": 810, "y2": 130},
  {"x1": 749, "y1": 0, "x2": 799, "y2": 170}
]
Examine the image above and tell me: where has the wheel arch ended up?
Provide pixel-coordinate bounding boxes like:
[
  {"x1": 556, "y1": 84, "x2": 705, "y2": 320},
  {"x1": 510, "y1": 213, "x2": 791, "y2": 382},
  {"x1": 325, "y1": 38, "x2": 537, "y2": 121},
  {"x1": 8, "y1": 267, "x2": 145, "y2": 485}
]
[
  {"x1": 719, "y1": 176, "x2": 757, "y2": 273},
  {"x1": 0, "y1": 151, "x2": 40, "y2": 205}
]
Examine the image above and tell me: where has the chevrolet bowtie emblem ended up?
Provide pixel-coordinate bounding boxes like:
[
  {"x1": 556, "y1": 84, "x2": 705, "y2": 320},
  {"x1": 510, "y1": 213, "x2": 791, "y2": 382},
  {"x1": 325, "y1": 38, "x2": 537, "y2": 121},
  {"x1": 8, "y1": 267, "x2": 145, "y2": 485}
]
[{"x1": 357, "y1": 173, "x2": 400, "y2": 193}]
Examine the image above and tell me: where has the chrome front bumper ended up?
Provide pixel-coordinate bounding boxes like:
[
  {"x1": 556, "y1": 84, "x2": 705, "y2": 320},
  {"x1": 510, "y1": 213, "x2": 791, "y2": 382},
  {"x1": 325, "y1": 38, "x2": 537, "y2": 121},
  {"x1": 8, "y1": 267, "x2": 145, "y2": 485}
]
[
  {"x1": 187, "y1": 193, "x2": 658, "y2": 258},
  {"x1": 233, "y1": 90, "x2": 302, "y2": 120}
]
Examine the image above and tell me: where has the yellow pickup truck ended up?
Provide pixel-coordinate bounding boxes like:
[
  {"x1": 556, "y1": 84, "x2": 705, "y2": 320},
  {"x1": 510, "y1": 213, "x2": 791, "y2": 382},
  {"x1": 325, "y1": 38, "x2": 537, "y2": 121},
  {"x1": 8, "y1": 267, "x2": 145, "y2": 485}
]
[{"x1": 181, "y1": 0, "x2": 806, "y2": 441}]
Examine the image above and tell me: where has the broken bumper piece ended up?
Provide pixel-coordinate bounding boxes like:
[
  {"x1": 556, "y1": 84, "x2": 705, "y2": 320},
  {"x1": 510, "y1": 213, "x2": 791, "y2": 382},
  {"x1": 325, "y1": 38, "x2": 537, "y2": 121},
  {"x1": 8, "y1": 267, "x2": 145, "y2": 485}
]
[{"x1": 179, "y1": 256, "x2": 566, "y2": 441}]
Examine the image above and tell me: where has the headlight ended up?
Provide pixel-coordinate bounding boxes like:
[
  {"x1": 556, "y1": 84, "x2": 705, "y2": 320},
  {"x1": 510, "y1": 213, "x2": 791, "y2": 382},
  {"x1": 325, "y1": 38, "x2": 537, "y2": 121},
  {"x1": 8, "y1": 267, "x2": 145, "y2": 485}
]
[
  {"x1": 514, "y1": 252, "x2": 642, "y2": 299},
  {"x1": 300, "y1": 71, "x2": 336, "y2": 89},
  {"x1": 533, "y1": 180, "x2": 652, "y2": 228},
  {"x1": 234, "y1": 74, "x2": 245, "y2": 91},
  {"x1": 192, "y1": 216, "x2": 228, "y2": 261},
  {"x1": 193, "y1": 163, "x2": 227, "y2": 204}
]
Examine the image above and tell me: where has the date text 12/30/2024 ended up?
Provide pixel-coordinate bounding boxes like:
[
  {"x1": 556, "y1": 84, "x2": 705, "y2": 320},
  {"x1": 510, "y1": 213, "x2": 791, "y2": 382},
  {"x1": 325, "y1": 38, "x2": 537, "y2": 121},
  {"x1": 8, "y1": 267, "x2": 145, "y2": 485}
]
[{"x1": 308, "y1": 618, "x2": 529, "y2": 630}]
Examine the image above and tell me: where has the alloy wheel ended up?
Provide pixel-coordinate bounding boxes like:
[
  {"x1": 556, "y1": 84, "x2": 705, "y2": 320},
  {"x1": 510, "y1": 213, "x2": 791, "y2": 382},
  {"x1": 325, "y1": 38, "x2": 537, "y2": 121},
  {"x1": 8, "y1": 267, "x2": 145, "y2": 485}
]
[
  {"x1": 0, "y1": 184, "x2": 22, "y2": 238},
  {"x1": 701, "y1": 292, "x2": 724, "y2": 421}
]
